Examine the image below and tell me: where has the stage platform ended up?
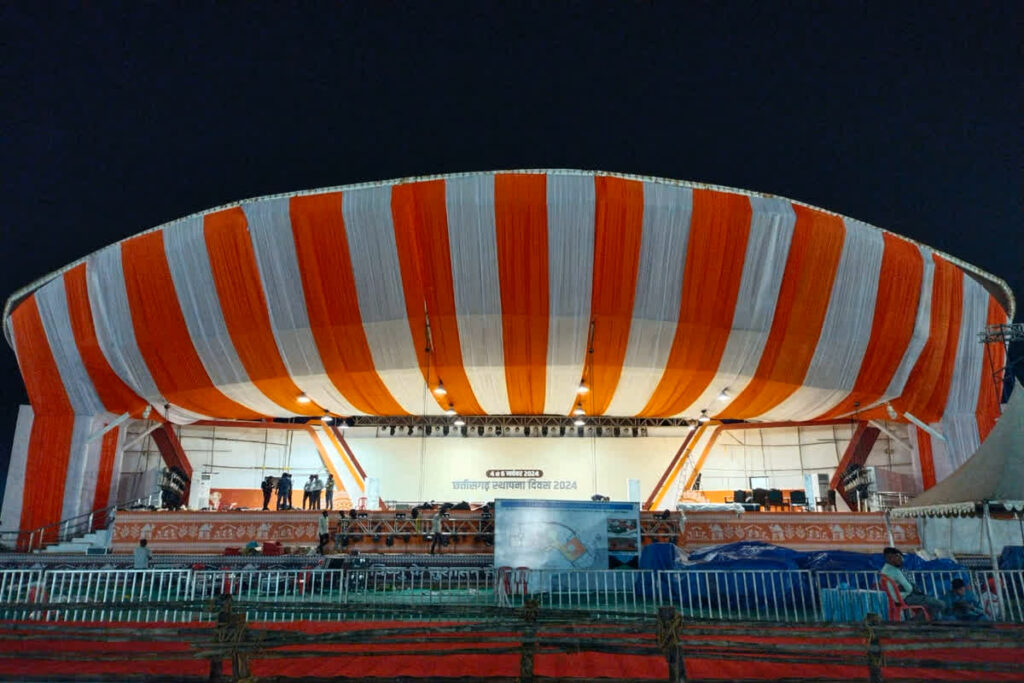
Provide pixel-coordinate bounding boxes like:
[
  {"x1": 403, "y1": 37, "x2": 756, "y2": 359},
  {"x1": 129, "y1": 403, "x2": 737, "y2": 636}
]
[{"x1": 110, "y1": 509, "x2": 919, "y2": 554}]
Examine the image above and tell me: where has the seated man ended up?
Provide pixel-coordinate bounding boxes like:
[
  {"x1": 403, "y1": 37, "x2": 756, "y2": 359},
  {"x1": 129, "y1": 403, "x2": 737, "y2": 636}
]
[
  {"x1": 881, "y1": 547, "x2": 944, "y2": 620},
  {"x1": 942, "y1": 578, "x2": 987, "y2": 621}
]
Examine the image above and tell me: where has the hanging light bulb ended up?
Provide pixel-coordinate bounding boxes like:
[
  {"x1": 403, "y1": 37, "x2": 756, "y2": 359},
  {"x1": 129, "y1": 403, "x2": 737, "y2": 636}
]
[
  {"x1": 433, "y1": 381, "x2": 447, "y2": 396},
  {"x1": 445, "y1": 405, "x2": 457, "y2": 416},
  {"x1": 577, "y1": 381, "x2": 589, "y2": 394},
  {"x1": 717, "y1": 388, "x2": 730, "y2": 402},
  {"x1": 574, "y1": 418, "x2": 585, "y2": 427},
  {"x1": 698, "y1": 410, "x2": 710, "y2": 423},
  {"x1": 296, "y1": 394, "x2": 312, "y2": 404},
  {"x1": 573, "y1": 403, "x2": 585, "y2": 416},
  {"x1": 453, "y1": 417, "x2": 465, "y2": 427},
  {"x1": 322, "y1": 414, "x2": 334, "y2": 423}
]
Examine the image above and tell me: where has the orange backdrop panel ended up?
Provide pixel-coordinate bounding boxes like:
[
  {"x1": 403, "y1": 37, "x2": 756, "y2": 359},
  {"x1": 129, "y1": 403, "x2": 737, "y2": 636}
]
[
  {"x1": 721, "y1": 205, "x2": 845, "y2": 419},
  {"x1": 586, "y1": 176, "x2": 645, "y2": 414},
  {"x1": 119, "y1": 233, "x2": 262, "y2": 419},
  {"x1": 642, "y1": 190, "x2": 752, "y2": 416},
  {"x1": 288, "y1": 194, "x2": 407, "y2": 415},
  {"x1": 391, "y1": 181, "x2": 483, "y2": 414},
  {"x1": 495, "y1": 173, "x2": 549, "y2": 414}
]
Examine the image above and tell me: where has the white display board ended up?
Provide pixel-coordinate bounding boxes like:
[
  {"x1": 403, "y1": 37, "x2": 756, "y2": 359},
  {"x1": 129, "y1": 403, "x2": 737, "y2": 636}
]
[{"x1": 494, "y1": 499, "x2": 641, "y2": 571}]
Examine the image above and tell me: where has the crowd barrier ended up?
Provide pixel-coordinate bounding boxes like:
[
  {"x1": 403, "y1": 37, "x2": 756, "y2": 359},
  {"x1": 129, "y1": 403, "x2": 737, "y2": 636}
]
[{"x1": 1, "y1": 566, "x2": 1020, "y2": 624}]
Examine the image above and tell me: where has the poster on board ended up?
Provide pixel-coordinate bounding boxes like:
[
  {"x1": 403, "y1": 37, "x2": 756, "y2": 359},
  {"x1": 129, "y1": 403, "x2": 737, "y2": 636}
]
[{"x1": 494, "y1": 499, "x2": 641, "y2": 571}]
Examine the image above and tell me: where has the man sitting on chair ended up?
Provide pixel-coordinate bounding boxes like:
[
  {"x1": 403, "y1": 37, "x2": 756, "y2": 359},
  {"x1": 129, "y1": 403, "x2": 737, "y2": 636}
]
[{"x1": 881, "y1": 547, "x2": 943, "y2": 620}]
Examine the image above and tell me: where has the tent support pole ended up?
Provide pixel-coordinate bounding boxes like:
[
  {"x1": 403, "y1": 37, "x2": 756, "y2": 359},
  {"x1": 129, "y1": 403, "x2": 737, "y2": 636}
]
[
  {"x1": 883, "y1": 511, "x2": 894, "y2": 546},
  {"x1": 983, "y1": 503, "x2": 1005, "y2": 618}
]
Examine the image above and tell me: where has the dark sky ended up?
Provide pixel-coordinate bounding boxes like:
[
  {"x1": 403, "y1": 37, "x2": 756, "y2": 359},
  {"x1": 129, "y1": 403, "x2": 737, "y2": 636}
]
[{"x1": 1, "y1": 2, "x2": 1021, "y2": 489}]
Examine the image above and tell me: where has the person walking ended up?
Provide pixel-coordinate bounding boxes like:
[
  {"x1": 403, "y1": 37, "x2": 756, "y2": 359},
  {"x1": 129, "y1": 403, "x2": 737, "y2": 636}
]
[{"x1": 324, "y1": 474, "x2": 335, "y2": 510}]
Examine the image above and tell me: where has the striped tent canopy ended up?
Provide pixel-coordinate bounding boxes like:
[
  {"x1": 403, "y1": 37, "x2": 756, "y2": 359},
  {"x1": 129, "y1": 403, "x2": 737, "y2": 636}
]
[{"x1": 3, "y1": 171, "x2": 1012, "y2": 441}]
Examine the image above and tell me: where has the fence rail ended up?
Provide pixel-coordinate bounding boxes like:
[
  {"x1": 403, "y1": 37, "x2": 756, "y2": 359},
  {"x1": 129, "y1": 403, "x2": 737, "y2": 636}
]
[{"x1": 1, "y1": 566, "x2": 1020, "y2": 624}]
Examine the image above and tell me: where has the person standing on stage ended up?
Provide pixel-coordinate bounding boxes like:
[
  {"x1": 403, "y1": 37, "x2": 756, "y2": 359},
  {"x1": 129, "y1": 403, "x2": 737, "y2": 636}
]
[
  {"x1": 311, "y1": 475, "x2": 323, "y2": 510},
  {"x1": 302, "y1": 475, "x2": 314, "y2": 510},
  {"x1": 325, "y1": 474, "x2": 335, "y2": 510},
  {"x1": 317, "y1": 511, "x2": 330, "y2": 555},
  {"x1": 276, "y1": 472, "x2": 292, "y2": 510},
  {"x1": 260, "y1": 476, "x2": 274, "y2": 511}
]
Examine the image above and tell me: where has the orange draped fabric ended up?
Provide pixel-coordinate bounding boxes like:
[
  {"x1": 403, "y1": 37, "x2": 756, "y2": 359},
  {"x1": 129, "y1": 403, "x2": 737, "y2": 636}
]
[
  {"x1": 9, "y1": 298, "x2": 75, "y2": 534},
  {"x1": 587, "y1": 177, "x2": 645, "y2": 415},
  {"x1": 641, "y1": 190, "x2": 752, "y2": 416},
  {"x1": 495, "y1": 173, "x2": 549, "y2": 414},
  {"x1": 63, "y1": 265, "x2": 149, "y2": 416},
  {"x1": 391, "y1": 181, "x2": 483, "y2": 414},
  {"x1": 203, "y1": 208, "x2": 322, "y2": 416},
  {"x1": 288, "y1": 194, "x2": 408, "y2": 415},
  {"x1": 92, "y1": 427, "x2": 120, "y2": 515},
  {"x1": 817, "y1": 234, "x2": 924, "y2": 419},
  {"x1": 892, "y1": 256, "x2": 963, "y2": 424},
  {"x1": 119, "y1": 232, "x2": 262, "y2": 419},
  {"x1": 721, "y1": 205, "x2": 845, "y2": 419},
  {"x1": 319, "y1": 422, "x2": 364, "y2": 493},
  {"x1": 976, "y1": 296, "x2": 1007, "y2": 442},
  {"x1": 916, "y1": 426, "x2": 937, "y2": 490}
]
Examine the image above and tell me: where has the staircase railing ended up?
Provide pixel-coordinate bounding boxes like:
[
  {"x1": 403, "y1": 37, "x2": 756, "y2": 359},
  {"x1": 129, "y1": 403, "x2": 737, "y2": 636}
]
[{"x1": 0, "y1": 493, "x2": 161, "y2": 553}]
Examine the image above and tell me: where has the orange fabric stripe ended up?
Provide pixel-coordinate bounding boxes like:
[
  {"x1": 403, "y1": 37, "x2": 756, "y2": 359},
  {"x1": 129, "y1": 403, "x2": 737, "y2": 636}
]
[
  {"x1": 63, "y1": 265, "x2": 148, "y2": 417},
  {"x1": 684, "y1": 424, "x2": 722, "y2": 490},
  {"x1": 120, "y1": 232, "x2": 262, "y2": 419},
  {"x1": 892, "y1": 256, "x2": 964, "y2": 423},
  {"x1": 93, "y1": 427, "x2": 120, "y2": 513},
  {"x1": 10, "y1": 296, "x2": 74, "y2": 412},
  {"x1": 817, "y1": 234, "x2": 924, "y2": 419},
  {"x1": 330, "y1": 425, "x2": 367, "y2": 479},
  {"x1": 391, "y1": 181, "x2": 483, "y2": 414},
  {"x1": 720, "y1": 205, "x2": 846, "y2": 419},
  {"x1": 289, "y1": 194, "x2": 407, "y2": 415},
  {"x1": 305, "y1": 423, "x2": 348, "y2": 493},
  {"x1": 494, "y1": 174, "x2": 549, "y2": 414},
  {"x1": 202, "y1": 208, "x2": 321, "y2": 416},
  {"x1": 641, "y1": 190, "x2": 752, "y2": 416},
  {"x1": 9, "y1": 298, "x2": 75, "y2": 534},
  {"x1": 976, "y1": 296, "x2": 1007, "y2": 442},
  {"x1": 916, "y1": 427, "x2": 937, "y2": 489},
  {"x1": 587, "y1": 177, "x2": 645, "y2": 414}
]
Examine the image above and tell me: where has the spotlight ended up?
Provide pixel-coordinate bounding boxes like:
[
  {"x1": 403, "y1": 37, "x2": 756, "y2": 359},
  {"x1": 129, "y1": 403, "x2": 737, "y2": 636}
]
[
  {"x1": 542, "y1": 426, "x2": 548, "y2": 437},
  {"x1": 389, "y1": 426, "x2": 396, "y2": 436},
  {"x1": 524, "y1": 426, "x2": 530, "y2": 436},
  {"x1": 443, "y1": 425, "x2": 450, "y2": 436},
  {"x1": 425, "y1": 425, "x2": 432, "y2": 436},
  {"x1": 614, "y1": 427, "x2": 620, "y2": 437},
  {"x1": 407, "y1": 426, "x2": 414, "y2": 436},
  {"x1": 461, "y1": 426, "x2": 468, "y2": 436},
  {"x1": 559, "y1": 426, "x2": 566, "y2": 436},
  {"x1": 577, "y1": 381, "x2": 589, "y2": 394},
  {"x1": 433, "y1": 382, "x2": 447, "y2": 396},
  {"x1": 296, "y1": 394, "x2": 312, "y2": 404},
  {"x1": 477, "y1": 425, "x2": 484, "y2": 436}
]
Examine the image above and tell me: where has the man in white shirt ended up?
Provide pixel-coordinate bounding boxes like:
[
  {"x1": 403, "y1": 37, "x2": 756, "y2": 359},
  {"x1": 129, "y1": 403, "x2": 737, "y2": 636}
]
[
  {"x1": 133, "y1": 538, "x2": 152, "y2": 569},
  {"x1": 317, "y1": 511, "x2": 330, "y2": 555},
  {"x1": 881, "y1": 547, "x2": 943, "y2": 620}
]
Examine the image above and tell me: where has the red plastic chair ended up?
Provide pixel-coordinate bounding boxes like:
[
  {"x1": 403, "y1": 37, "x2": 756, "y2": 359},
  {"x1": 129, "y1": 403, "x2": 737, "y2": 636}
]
[{"x1": 879, "y1": 574, "x2": 930, "y2": 622}]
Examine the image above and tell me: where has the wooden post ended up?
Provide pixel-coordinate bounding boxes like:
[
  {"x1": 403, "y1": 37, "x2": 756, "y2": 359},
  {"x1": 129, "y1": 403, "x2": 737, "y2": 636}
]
[
  {"x1": 519, "y1": 598, "x2": 539, "y2": 683},
  {"x1": 864, "y1": 612, "x2": 884, "y2": 683},
  {"x1": 208, "y1": 593, "x2": 254, "y2": 683},
  {"x1": 657, "y1": 606, "x2": 686, "y2": 683}
]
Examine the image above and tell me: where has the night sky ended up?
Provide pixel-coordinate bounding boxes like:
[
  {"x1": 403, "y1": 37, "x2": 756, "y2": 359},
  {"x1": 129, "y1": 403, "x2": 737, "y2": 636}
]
[{"x1": 1, "y1": 3, "x2": 1021, "y2": 491}]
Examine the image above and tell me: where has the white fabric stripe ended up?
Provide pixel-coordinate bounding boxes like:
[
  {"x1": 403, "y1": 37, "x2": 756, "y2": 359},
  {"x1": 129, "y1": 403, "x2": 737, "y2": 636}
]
[
  {"x1": 445, "y1": 176, "x2": 511, "y2": 414},
  {"x1": 163, "y1": 217, "x2": 297, "y2": 417},
  {"x1": 937, "y1": 275, "x2": 989, "y2": 476},
  {"x1": 681, "y1": 197, "x2": 796, "y2": 417},
  {"x1": 544, "y1": 175, "x2": 595, "y2": 414},
  {"x1": 0, "y1": 405, "x2": 33, "y2": 533},
  {"x1": 106, "y1": 422, "x2": 128, "y2": 508},
  {"x1": 341, "y1": 186, "x2": 439, "y2": 415},
  {"x1": 78, "y1": 416, "x2": 108, "y2": 519},
  {"x1": 86, "y1": 246, "x2": 206, "y2": 424},
  {"x1": 606, "y1": 183, "x2": 693, "y2": 416},
  {"x1": 242, "y1": 198, "x2": 362, "y2": 416},
  {"x1": 61, "y1": 416, "x2": 97, "y2": 521},
  {"x1": 313, "y1": 425, "x2": 362, "y2": 499},
  {"x1": 757, "y1": 220, "x2": 885, "y2": 421},
  {"x1": 34, "y1": 277, "x2": 106, "y2": 415}
]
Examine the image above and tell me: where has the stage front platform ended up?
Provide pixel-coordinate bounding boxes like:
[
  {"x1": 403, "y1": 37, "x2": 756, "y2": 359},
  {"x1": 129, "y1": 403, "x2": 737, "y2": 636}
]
[{"x1": 111, "y1": 509, "x2": 918, "y2": 554}]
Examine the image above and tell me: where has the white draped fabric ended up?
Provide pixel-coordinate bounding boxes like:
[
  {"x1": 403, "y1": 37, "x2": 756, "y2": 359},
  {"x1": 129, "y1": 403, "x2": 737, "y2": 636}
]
[
  {"x1": 759, "y1": 220, "x2": 884, "y2": 421},
  {"x1": 342, "y1": 185, "x2": 438, "y2": 415},
  {"x1": 243, "y1": 199, "x2": 362, "y2": 416},
  {"x1": 446, "y1": 176, "x2": 511, "y2": 415},
  {"x1": 544, "y1": 175, "x2": 595, "y2": 414},
  {"x1": 687, "y1": 197, "x2": 796, "y2": 417},
  {"x1": 164, "y1": 216, "x2": 297, "y2": 417},
  {"x1": 605, "y1": 183, "x2": 693, "y2": 416}
]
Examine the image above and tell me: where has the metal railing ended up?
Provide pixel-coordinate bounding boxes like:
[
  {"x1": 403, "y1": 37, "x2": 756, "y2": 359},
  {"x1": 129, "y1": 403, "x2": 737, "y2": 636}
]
[
  {"x1": 0, "y1": 493, "x2": 161, "y2": 553},
  {"x1": 1, "y1": 566, "x2": 1021, "y2": 624}
]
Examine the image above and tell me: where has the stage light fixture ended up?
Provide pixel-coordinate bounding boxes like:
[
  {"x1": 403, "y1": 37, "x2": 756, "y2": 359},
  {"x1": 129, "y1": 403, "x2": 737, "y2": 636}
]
[
  {"x1": 542, "y1": 426, "x2": 549, "y2": 437},
  {"x1": 614, "y1": 427, "x2": 620, "y2": 437},
  {"x1": 433, "y1": 382, "x2": 447, "y2": 396},
  {"x1": 425, "y1": 425, "x2": 432, "y2": 436},
  {"x1": 296, "y1": 394, "x2": 312, "y2": 404},
  {"x1": 461, "y1": 426, "x2": 468, "y2": 437},
  {"x1": 477, "y1": 425, "x2": 484, "y2": 436},
  {"x1": 443, "y1": 425, "x2": 450, "y2": 436},
  {"x1": 389, "y1": 426, "x2": 396, "y2": 436},
  {"x1": 407, "y1": 426, "x2": 414, "y2": 436},
  {"x1": 524, "y1": 426, "x2": 530, "y2": 436}
]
